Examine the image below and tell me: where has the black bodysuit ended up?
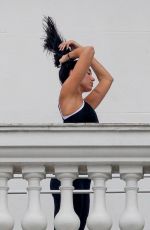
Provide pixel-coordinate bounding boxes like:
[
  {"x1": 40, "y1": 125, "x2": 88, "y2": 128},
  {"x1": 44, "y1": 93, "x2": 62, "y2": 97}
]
[
  {"x1": 50, "y1": 100, "x2": 99, "y2": 230},
  {"x1": 59, "y1": 100, "x2": 99, "y2": 123}
]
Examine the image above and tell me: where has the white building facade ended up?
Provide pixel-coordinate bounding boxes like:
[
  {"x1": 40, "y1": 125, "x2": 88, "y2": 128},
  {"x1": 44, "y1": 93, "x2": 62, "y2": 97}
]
[{"x1": 0, "y1": 0, "x2": 150, "y2": 229}]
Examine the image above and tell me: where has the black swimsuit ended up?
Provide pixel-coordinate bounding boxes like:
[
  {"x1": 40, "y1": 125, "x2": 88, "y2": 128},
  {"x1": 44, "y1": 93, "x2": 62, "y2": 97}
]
[
  {"x1": 50, "y1": 100, "x2": 99, "y2": 230},
  {"x1": 59, "y1": 100, "x2": 99, "y2": 123}
]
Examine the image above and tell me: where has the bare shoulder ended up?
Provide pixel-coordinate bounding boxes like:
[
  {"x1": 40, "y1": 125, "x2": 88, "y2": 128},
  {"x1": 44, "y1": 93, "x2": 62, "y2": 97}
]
[{"x1": 59, "y1": 93, "x2": 83, "y2": 116}]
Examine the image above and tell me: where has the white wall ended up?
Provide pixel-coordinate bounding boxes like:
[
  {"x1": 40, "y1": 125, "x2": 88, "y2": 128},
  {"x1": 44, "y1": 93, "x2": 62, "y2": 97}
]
[
  {"x1": 0, "y1": 0, "x2": 150, "y2": 123},
  {"x1": 0, "y1": 1, "x2": 150, "y2": 229}
]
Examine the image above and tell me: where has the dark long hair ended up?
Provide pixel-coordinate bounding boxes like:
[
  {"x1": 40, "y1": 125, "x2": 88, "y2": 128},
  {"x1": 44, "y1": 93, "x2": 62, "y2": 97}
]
[{"x1": 42, "y1": 16, "x2": 77, "y2": 84}]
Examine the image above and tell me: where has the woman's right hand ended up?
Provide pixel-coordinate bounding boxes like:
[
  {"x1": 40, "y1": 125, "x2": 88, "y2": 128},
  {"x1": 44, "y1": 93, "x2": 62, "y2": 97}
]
[
  {"x1": 59, "y1": 54, "x2": 69, "y2": 64},
  {"x1": 58, "y1": 40, "x2": 82, "y2": 51}
]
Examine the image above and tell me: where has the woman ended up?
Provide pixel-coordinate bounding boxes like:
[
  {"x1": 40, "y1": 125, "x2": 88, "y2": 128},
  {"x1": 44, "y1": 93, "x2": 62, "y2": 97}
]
[{"x1": 43, "y1": 16, "x2": 113, "y2": 230}]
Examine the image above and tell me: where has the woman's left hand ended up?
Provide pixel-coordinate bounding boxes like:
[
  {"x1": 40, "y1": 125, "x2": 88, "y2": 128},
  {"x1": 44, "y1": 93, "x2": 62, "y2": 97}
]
[{"x1": 59, "y1": 40, "x2": 82, "y2": 51}]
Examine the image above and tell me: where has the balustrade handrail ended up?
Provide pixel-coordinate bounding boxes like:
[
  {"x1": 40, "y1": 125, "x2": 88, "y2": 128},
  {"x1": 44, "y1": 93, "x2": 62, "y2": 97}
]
[{"x1": 0, "y1": 123, "x2": 150, "y2": 174}]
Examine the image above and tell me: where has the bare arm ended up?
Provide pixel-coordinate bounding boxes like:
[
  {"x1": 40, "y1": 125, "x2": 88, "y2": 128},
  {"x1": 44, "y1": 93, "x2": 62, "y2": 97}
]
[
  {"x1": 58, "y1": 40, "x2": 114, "y2": 108},
  {"x1": 84, "y1": 57, "x2": 114, "y2": 109},
  {"x1": 60, "y1": 46, "x2": 95, "y2": 98},
  {"x1": 91, "y1": 57, "x2": 113, "y2": 82}
]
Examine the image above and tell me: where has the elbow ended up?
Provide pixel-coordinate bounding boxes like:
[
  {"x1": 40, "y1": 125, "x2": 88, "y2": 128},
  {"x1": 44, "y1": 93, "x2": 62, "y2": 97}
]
[
  {"x1": 106, "y1": 75, "x2": 114, "y2": 83},
  {"x1": 109, "y1": 74, "x2": 114, "y2": 82},
  {"x1": 85, "y1": 46, "x2": 95, "y2": 55}
]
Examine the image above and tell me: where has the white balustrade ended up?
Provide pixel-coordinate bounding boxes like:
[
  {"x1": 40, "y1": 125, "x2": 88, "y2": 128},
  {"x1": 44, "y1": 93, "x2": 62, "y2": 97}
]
[
  {"x1": 0, "y1": 123, "x2": 150, "y2": 229},
  {"x1": 0, "y1": 166, "x2": 14, "y2": 230},
  {"x1": 21, "y1": 165, "x2": 47, "y2": 230},
  {"x1": 54, "y1": 165, "x2": 80, "y2": 230},
  {"x1": 119, "y1": 165, "x2": 145, "y2": 230},
  {"x1": 87, "y1": 165, "x2": 112, "y2": 230}
]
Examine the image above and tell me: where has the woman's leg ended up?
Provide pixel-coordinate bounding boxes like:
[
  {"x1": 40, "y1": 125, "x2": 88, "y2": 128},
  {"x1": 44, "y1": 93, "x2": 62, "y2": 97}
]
[
  {"x1": 50, "y1": 178, "x2": 61, "y2": 217},
  {"x1": 50, "y1": 177, "x2": 91, "y2": 230},
  {"x1": 73, "y1": 178, "x2": 91, "y2": 230}
]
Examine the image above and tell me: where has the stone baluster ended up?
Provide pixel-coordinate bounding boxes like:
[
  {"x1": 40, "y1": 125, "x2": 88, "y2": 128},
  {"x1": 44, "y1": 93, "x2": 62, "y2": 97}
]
[
  {"x1": 54, "y1": 165, "x2": 80, "y2": 230},
  {"x1": 21, "y1": 165, "x2": 47, "y2": 230},
  {"x1": 87, "y1": 165, "x2": 112, "y2": 230},
  {"x1": 0, "y1": 166, "x2": 14, "y2": 230},
  {"x1": 119, "y1": 165, "x2": 145, "y2": 230}
]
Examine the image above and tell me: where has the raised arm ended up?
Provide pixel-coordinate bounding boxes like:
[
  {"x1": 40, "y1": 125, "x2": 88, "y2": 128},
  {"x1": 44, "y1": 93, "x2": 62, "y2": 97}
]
[
  {"x1": 59, "y1": 46, "x2": 95, "y2": 98},
  {"x1": 84, "y1": 57, "x2": 114, "y2": 109}
]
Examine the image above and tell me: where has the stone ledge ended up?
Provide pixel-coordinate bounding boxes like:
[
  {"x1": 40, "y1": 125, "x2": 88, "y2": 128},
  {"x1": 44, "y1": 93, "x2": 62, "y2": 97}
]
[{"x1": 0, "y1": 123, "x2": 150, "y2": 174}]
